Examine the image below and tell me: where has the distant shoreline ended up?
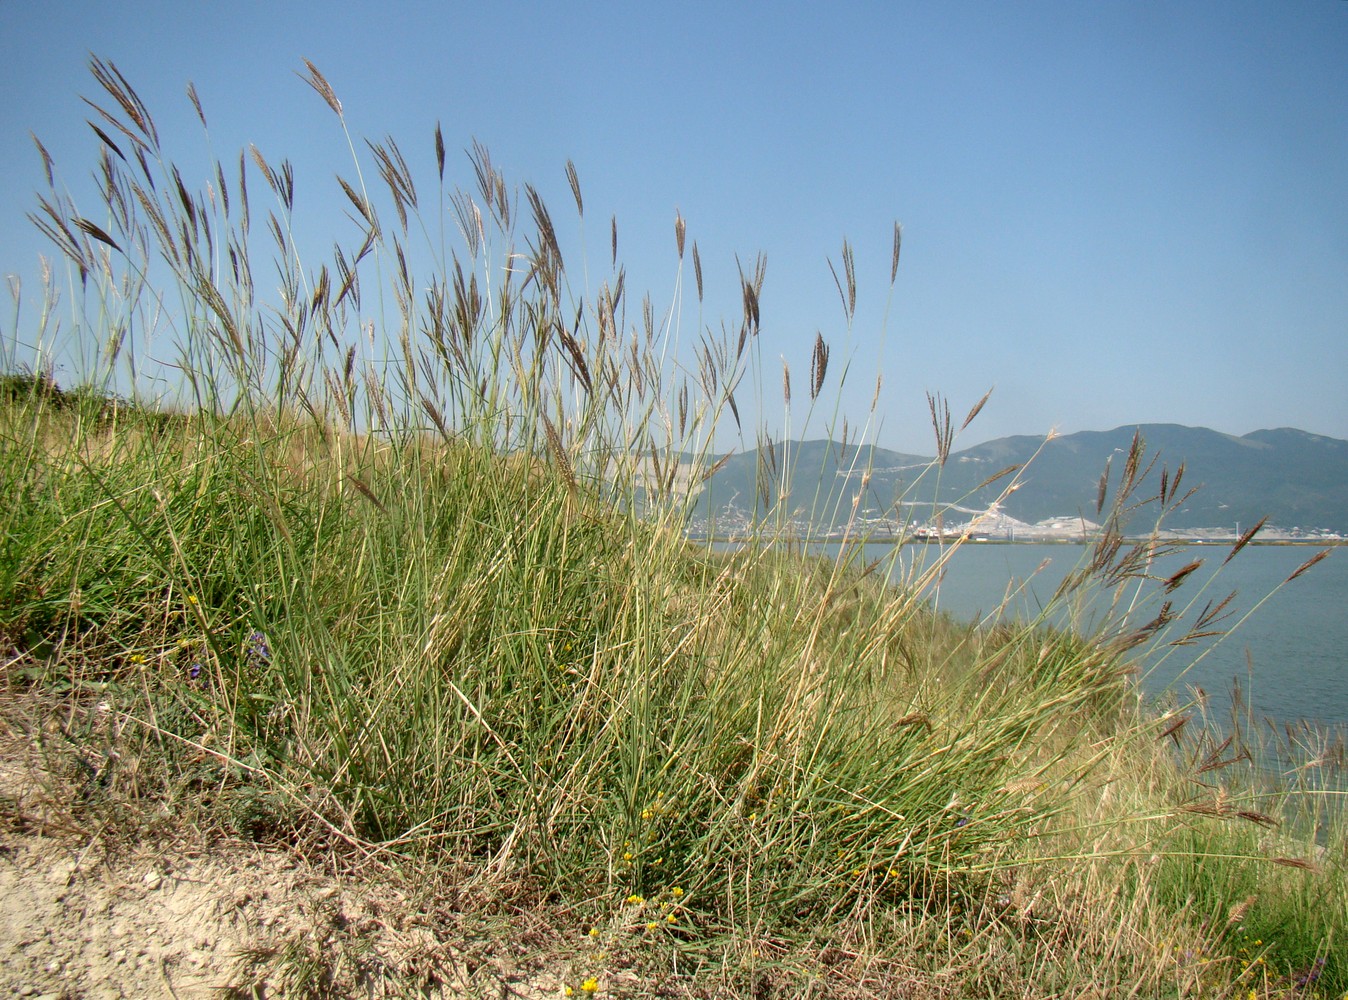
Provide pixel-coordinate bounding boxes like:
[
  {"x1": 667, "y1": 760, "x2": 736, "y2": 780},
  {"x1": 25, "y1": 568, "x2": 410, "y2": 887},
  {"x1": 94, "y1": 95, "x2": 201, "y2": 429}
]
[{"x1": 690, "y1": 535, "x2": 1347, "y2": 546}]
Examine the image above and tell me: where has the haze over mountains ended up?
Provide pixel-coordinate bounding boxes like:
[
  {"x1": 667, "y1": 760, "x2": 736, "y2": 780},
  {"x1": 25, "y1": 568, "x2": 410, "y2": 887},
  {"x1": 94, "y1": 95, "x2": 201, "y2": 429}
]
[{"x1": 691, "y1": 425, "x2": 1348, "y2": 536}]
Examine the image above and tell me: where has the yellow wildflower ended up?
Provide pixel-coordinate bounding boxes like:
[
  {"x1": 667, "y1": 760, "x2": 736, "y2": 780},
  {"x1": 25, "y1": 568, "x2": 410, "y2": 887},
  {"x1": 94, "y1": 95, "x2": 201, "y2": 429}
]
[
  {"x1": 625, "y1": 894, "x2": 643, "y2": 905},
  {"x1": 671, "y1": 886, "x2": 683, "y2": 897},
  {"x1": 581, "y1": 979, "x2": 599, "y2": 994}
]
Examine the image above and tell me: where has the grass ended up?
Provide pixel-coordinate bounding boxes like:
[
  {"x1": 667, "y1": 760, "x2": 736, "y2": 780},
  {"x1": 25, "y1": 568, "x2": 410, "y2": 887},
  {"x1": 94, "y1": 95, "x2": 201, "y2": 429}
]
[{"x1": 1, "y1": 55, "x2": 1345, "y2": 997}]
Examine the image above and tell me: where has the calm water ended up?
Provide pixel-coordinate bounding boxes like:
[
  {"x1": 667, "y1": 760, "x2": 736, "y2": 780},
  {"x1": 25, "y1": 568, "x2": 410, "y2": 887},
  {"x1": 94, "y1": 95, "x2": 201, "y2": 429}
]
[{"x1": 858, "y1": 542, "x2": 1347, "y2": 728}]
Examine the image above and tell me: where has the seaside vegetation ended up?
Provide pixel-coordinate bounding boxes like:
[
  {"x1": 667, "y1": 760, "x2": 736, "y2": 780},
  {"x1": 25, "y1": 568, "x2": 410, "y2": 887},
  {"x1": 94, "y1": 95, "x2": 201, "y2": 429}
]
[{"x1": 1, "y1": 57, "x2": 1344, "y2": 997}]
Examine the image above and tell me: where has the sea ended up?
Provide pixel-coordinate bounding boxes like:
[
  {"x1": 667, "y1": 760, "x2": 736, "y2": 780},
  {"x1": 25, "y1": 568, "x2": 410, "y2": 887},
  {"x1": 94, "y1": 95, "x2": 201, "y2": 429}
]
[{"x1": 854, "y1": 541, "x2": 1347, "y2": 730}]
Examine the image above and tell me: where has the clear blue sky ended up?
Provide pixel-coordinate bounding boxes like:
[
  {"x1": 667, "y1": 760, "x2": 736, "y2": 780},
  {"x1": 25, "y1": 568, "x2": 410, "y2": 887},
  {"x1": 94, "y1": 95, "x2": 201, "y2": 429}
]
[{"x1": 2, "y1": 1, "x2": 1345, "y2": 455}]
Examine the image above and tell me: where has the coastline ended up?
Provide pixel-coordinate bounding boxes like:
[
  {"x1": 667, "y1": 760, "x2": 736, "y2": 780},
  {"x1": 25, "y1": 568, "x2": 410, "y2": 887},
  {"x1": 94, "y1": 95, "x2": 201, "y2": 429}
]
[{"x1": 689, "y1": 533, "x2": 1347, "y2": 546}]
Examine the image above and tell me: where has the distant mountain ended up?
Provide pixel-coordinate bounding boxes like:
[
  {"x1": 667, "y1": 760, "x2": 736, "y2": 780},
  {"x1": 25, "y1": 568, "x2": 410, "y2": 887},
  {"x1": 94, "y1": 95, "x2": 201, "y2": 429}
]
[{"x1": 692, "y1": 425, "x2": 1348, "y2": 534}]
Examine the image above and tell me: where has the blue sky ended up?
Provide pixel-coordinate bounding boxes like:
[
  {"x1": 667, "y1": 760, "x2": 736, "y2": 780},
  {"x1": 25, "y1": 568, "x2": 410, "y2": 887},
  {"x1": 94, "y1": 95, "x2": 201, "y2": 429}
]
[{"x1": 2, "y1": 1, "x2": 1345, "y2": 455}]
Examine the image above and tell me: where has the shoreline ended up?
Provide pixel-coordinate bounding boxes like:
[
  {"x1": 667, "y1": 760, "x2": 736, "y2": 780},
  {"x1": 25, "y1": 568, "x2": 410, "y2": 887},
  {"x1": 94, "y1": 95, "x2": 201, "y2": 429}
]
[{"x1": 689, "y1": 534, "x2": 1347, "y2": 546}]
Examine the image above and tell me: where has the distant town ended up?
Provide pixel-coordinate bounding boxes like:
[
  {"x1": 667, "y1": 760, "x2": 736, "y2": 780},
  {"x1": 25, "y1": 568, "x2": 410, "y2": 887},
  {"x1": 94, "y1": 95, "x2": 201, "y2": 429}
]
[
  {"x1": 679, "y1": 425, "x2": 1348, "y2": 542},
  {"x1": 686, "y1": 507, "x2": 1345, "y2": 544}
]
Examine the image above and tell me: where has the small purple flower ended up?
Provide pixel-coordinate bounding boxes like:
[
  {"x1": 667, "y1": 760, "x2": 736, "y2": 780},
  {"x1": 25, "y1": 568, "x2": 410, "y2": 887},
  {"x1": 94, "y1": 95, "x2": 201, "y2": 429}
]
[
  {"x1": 1295, "y1": 957, "x2": 1327, "y2": 986},
  {"x1": 188, "y1": 661, "x2": 203, "y2": 681},
  {"x1": 247, "y1": 631, "x2": 272, "y2": 666}
]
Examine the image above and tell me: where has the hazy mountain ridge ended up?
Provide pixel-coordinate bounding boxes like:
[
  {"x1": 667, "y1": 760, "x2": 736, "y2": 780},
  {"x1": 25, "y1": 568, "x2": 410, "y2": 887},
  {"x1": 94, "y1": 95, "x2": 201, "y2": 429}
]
[{"x1": 693, "y1": 425, "x2": 1348, "y2": 534}]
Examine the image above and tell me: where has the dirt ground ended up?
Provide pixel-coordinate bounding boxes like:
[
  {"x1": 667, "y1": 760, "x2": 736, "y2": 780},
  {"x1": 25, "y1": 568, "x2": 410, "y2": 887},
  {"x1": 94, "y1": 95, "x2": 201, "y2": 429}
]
[
  {"x1": 0, "y1": 805, "x2": 619, "y2": 1000},
  {"x1": 2, "y1": 831, "x2": 339, "y2": 999},
  {"x1": 0, "y1": 693, "x2": 599, "y2": 1000},
  {"x1": 2, "y1": 811, "x2": 578, "y2": 1000}
]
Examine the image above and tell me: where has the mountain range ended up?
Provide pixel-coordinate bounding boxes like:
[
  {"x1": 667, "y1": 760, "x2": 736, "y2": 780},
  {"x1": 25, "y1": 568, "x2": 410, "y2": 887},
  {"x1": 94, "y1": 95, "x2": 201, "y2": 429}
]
[{"x1": 690, "y1": 425, "x2": 1348, "y2": 535}]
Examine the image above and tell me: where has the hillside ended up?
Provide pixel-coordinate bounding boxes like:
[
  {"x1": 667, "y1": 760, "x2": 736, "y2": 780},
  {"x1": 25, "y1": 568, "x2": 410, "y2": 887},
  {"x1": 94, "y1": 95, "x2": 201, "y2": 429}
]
[
  {"x1": 5, "y1": 60, "x2": 1346, "y2": 998},
  {"x1": 693, "y1": 425, "x2": 1348, "y2": 534}
]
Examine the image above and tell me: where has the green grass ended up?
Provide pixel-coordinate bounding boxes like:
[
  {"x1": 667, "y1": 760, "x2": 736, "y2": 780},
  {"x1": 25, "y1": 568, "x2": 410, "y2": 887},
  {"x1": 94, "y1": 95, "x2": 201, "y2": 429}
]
[{"x1": 1, "y1": 55, "x2": 1345, "y2": 998}]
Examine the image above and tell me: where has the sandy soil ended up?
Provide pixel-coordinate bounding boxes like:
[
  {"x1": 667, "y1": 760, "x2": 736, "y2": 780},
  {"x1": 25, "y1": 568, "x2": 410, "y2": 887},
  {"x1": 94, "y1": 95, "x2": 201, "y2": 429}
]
[
  {"x1": 0, "y1": 695, "x2": 591, "y2": 1000},
  {"x1": 2, "y1": 832, "x2": 335, "y2": 998},
  {"x1": 0, "y1": 817, "x2": 607, "y2": 1000}
]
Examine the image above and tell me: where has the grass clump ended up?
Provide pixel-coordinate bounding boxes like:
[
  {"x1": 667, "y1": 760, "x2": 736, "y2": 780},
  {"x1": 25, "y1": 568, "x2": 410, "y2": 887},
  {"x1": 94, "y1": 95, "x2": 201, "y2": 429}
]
[{"x1": 1, "y1": 56, "x2": 1345, "y2": 998}]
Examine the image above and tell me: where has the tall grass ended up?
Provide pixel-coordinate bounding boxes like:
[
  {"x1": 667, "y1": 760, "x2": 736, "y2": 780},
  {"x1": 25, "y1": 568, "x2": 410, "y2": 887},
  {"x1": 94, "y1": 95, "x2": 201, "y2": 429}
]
[{"x1": 2, "y1": 57, "x2": 1345, "y2": 997}]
